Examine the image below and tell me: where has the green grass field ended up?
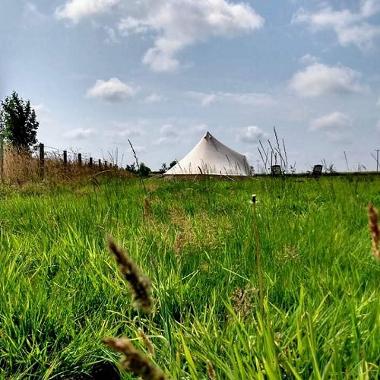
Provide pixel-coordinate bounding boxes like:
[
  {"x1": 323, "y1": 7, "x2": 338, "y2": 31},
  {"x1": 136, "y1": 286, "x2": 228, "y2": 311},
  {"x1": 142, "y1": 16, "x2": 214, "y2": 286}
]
[{"x1": 1, "y1": 176, "x2": 380, "y2": 379}]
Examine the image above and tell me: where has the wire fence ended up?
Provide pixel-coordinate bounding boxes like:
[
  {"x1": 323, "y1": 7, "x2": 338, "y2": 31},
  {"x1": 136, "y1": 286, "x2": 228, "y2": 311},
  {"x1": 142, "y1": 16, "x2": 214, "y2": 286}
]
[{"x1": 0, "y1": 140, "x2": 126, "y2": 184}]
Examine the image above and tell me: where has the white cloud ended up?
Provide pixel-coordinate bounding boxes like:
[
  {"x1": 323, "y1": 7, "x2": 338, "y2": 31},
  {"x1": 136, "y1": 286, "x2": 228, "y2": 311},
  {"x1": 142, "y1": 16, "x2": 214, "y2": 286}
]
[
  {"x1": 63, "y1": 128, "x2": 95, "y2": 139},
  {"x1": 299, "y1": 54, "x2": 319, "y2": 65},
  {"x1": 143, "y1": 47, "x2": 180, "y2": 72},
  {"x1": 292, "y1": 1, "x2": 380, "y2": 49},
  {"x1": 104, "y1": 26, "x2": 119, "y2": 44},
  {"x1": 118, "y1": 0, "x2": 264, "y2": 72},
  {"x1": 153, "y1": 123, "x2": 180, "y2": 145},
  {"x1": 86, "y1": 78, "x2": 137, "y2": 102},
  {"x1": 188, "y1": 91, "x2": 275, "y2": 107},
  {"x1": 310, "y1": 112, "x2": 354, "y2": 144},
  {"x1": 361, "y1": 0, "x2": 380, "y2": 17},
  {"x1": 55, "y1": 0, "x2": 120, "y2": 23},
  {"x1": 289, "y1": 63, "x2": 365, "y2": 97},
  {"x1": 238, "y1": 126, "x2": 266, "y2": 144},
  {"x1": 144, "y1": 93, "x2": 164, "y2": 103},
  {"x1": 57, "y1": 0, "x2": 263, "y2": 71},
  {"x1": 118, "y1": 16, "x2": 151, "y2": 35},
  {"x1": 309, "y1": 112, "x2": 352, "y2": 131},
  {"x1": 197, "y1": 93, "x2": 217, "y2": 107}
]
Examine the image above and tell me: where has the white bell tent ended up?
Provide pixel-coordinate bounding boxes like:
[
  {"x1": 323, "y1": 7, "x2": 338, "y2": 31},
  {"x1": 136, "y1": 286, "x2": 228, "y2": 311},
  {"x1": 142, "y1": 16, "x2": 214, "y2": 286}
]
[{"x1": 164, "y1": 132, "x2": 251, "y2": 176}]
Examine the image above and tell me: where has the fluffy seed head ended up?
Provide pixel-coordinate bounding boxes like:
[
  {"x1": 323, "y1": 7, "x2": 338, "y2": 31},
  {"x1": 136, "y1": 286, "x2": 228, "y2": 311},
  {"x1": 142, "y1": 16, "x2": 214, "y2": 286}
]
[
  {"x1": 207, "y1": 361, "x2": 216, "y2": 380},
  {"x1": 103, "y1": 337, "x2": 165, "y2": 380},
  {"x1": 139, "y1": 329, "x2": 155, "y2": 356},
  {"x1": 108, "y1": 238, "x2": 153, "y2": 313},
  {"x1": 368, "y1": 204, "x2": 380, "y2": 260}
]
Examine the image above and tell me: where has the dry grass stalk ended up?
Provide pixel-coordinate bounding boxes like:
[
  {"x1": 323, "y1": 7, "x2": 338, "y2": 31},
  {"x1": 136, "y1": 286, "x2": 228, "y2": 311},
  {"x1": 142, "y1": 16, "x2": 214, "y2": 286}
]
[
  {"x1": 368, "y1": 203, "x2": 380, "y2": 260},
  {"x1": 207, "y1": 361, "x2": 216, "y2": 380},
  {"x1": 173, "y1": 231, "x2": 185, "y2": 256},
  {"x1": 252, "y1": 206, "x2": 265, "y2": 315},
  {"x1": 144, "y1": 197, "x2": 153, "y2": 218},
  {"x1": 139, "y1": 329, "x2": 155, "y2": 356},
  {"x1": 103, "y1": 337, "x2": 166, "y2": 380},
  {"x1": 1, "y1": 144, "x2": 131, "y2": 185},
  {"x1": 108, "y1": 238, "x2": 152, "y2": 313},
  {"x1": 3, "y1": 147, "x2": 39, "y2": 183}
]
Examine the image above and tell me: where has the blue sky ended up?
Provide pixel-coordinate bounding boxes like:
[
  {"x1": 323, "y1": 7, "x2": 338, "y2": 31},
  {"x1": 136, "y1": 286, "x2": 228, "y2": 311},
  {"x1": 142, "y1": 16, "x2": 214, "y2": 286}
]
[{"x1": 1, "y1": 0, "x2": 380, "y2": 171}]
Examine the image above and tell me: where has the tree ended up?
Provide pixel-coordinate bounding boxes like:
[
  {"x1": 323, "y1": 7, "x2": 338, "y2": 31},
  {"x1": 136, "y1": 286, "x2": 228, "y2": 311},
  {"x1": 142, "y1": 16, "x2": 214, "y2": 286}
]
[
  {"x1": 159, "y1": 162, "x2": 168, "y2": 173},
  {"x1": 125, "y1": 162, "x2": 151, "y2": 177},
  {"x1": 138, "y1": 162, "x2": 151, "y2": 177},
  {"x1": 0, "y1": 92, "x2": 38, "y2": 151},
  {"x1": 159, "y1": 160, "x2": 176, "y2": 173},
  {"x1": 126, "y1": 163, "x2": 137, "y2": 174}
]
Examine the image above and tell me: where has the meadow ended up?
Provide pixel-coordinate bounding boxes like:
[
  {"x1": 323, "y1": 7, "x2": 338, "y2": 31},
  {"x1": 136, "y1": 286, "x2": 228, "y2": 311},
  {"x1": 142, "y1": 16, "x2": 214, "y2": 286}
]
[{"x1": 0, "y1": 175, "x2": 379, "y2": 379}]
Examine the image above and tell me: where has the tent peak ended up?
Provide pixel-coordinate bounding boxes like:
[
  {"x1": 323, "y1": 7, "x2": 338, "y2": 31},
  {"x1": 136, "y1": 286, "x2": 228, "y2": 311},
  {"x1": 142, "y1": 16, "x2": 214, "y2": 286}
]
[{"x1": 164, "y1": 130, "x2": 251, "y2": 176}]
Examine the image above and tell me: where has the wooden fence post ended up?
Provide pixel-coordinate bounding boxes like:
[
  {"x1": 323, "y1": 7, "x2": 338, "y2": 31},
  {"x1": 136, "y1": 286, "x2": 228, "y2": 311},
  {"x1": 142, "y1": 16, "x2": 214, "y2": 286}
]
[
  {"x1": 63, "y1": 150, "x2": 67, "y2": 166},
  {"x1": 98, "y1": 159, "x2": 101, "y2": 169},
  {"x1": 104, "y1": 160, "x2": 107, "y2": 169},
  {"x1": 78, "y1": 153, "x2": 82, "y2": 166},
  {"x1": 89, "y1": 157, "x2": 93, "y2": 167},
  {"x1": 39, "y1": 143, "x2": 45, "y2": 179}
]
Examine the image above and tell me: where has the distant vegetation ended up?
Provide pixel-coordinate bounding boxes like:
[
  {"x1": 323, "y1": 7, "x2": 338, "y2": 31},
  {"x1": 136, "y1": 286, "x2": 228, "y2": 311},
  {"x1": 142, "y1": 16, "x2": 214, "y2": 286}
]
[
  {"x1": 126, "y1": 162, "x2": 152, "y2": 177},
  {"x1": 0, "y1": 176, "x2": 379, "y2": 378},
  {"x1": 0, "y1": 91, "x2": 39, "y2": 151},
  {"x1": 159, "y1": 160, "x2": 177, "y2": 173}
]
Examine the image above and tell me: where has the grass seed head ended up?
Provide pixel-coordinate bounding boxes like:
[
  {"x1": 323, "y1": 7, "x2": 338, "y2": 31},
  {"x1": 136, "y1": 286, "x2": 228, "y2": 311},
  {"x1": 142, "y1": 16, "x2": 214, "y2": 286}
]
[
  {"x1": 108, "y1": 238, "x2": 153, "y2": 313},
  {"x1": 139, "y1": 329, "x2": 155, "y2": 356},
  {"x1": 207, "y1": 361, "x2": 216, "y2": 380},
  {"x1": 368, "y1": 203, "x2": 380, "y2": 260},
  {"x1": 103, "y1": 337, "x2": 165, "y2": 380},
  {"x1": 231, "y1": 287, "x2": 258, "y2": 319}
]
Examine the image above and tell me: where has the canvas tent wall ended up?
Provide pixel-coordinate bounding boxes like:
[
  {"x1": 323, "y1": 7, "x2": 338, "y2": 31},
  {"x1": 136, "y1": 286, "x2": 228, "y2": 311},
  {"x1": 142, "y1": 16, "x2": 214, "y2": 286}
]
[{"x1": 164, "y1": 132, "x2": 251, "y2": 176}]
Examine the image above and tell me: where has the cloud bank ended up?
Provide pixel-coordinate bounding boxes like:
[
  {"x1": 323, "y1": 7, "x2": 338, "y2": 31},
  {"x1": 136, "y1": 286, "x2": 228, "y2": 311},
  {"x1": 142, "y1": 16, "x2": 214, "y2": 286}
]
[
  {"x1": 310, "y1": 112, "x2": 352, "y2": 131},
  {"x1": 289, "y1": 63, "x2": 365, "y2": 97},
  {"x1": 56, "y1": 0, "x2": 264, "y2": 72},
  {"x1": 293, "y1": 0, "x2": 380, "y2": 49}
]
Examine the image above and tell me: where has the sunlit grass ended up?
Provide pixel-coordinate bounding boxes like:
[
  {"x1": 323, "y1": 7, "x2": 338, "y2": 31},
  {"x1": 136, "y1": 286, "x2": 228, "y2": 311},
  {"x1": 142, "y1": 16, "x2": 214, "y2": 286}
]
[{"x1": 1, "y1": 176, "x2": 380, "y2": 379}]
